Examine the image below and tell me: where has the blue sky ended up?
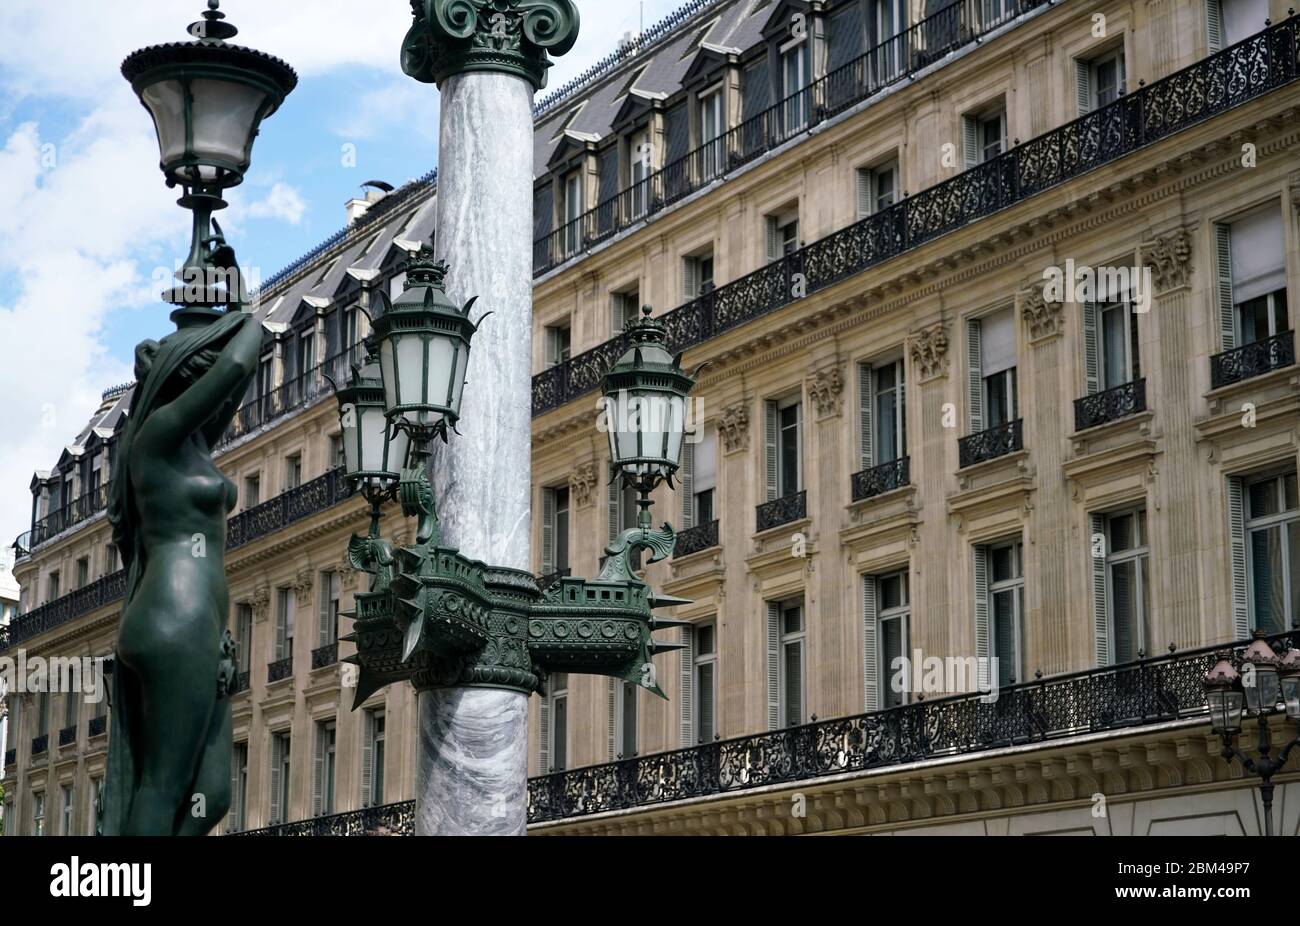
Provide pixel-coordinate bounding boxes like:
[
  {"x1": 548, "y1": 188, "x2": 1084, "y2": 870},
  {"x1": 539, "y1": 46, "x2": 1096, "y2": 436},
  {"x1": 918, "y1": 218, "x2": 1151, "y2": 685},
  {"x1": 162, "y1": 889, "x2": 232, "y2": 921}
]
[{"x1": 0, "y1": 0, "x2": 683, "y2": 548}]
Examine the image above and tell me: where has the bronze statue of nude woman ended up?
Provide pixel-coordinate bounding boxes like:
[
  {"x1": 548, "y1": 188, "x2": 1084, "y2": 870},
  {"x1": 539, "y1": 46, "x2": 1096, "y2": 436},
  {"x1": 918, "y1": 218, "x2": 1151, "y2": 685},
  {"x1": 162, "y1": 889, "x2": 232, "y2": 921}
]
[{"x1": 102, "y1": 303, "x2": 262, "y2": 836}]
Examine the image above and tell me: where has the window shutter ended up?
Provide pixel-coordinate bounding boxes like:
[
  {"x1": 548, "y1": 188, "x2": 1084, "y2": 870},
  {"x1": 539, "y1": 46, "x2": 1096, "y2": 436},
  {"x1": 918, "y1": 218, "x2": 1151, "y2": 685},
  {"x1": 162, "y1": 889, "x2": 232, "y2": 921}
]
[
  {"x1": 610, "y1": 294, "x2": 625, "y2": 335},
  {"x1": 607, "y1": 678, "x2": 618, "y2": 760},
  {"x1": 1090, "y1": 513, "x2": 1110, "y2": 666},
  {"x1": 1075, "y1": 59, "x2": 1093, "y2": 115},
  {"x1": 360, "y1": 711, "x2": 374, "y2": 807},
  {"x1": 1082, "y1": 301, "x2": 1101, "y2": 396},
  {"x1": 683, "y1": 257, "x2": 700, "y2": 302},
  {"x1": 274, "y1": 593, "x2": 287, "y2": 661},
  {"x1": 268, "y1": 734, "x2": 283, "y2": 824},
  {"x1": 227, "y1": 747, "x2": 239, "y2": 831},
  {"x1": 680, "y1": 439, "x2": 695, "y2": 529},
  {"x1": 862, "y1": 576, "x2": 879, "y2": 712},
  {"x1": 766, "y1": 602, "x2": 781, "y2": 731},
  {"x1": 966, "y1": 319, "x2": 984, "y2": 434},
  {"x1": 858, "y1": 362, "x2": 875, "y2": 470},
  {"x1": 898, "y1": 373, "x2": 907, "y2": 456},
  {"x1": 973, "y1": 547, "x2": 990, "y2": 689},
  {"x1": 1227, "y1": 477, "x2": 1250, "y2": 639},
  {"x1": 962, "y1": 115, "x2": 978, "y2": 169},
  {"x1": 536, "y1": 695, "x2": 551, "y2": 774},
  {"x1": 1206, "y1": 0, "x2": 1225, "y2": 53},
  {"x1": 856, "y1": 168, "x2": 872, "y2": 220},
  {"x1": 316, "y1": 576, "x2": 330, "y2": 648},
  {"x1": 545, "y1": 328, "x2": 560, "y2": 367},
  {"x1": 607, "y1": 474, "x2": 621, "y2": 542},
  {"x1": 1215, "y1": 224, "x2": 1236, "y2": 351},
  {"x1": 312, "y1": 727, "x2": 325, "y2": 817},
  {"x1": 541, "y1": 488, "x2": 556, "y2": 574},
  {"x1": 764, "y1": 400, "x2": 779, "y2": 502},
  {"x1": 764, "y1": 215, "x2": 780, "y2": 263},
  {"x1": 679, "y1": 626, "x2": 695, "y2": 747}
]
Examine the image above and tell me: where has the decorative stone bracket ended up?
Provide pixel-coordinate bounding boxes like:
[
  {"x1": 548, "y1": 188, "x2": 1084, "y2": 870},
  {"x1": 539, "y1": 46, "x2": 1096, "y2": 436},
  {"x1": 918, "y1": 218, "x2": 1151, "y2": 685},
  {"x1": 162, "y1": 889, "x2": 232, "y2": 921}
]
[
  {"x1": 908, "y1": 324, "x2": 950, "y2": 381},
  {"x1": 807, "y1": 366, "x2": 845, "y2": 419},
  {"x1": 1020, "y1": 287, "x2": 1063, "y2": 342},
  {"x1": 569, "y1": 462, "x2": 598, "y2": 509},
  {"x1": 719, "y1": 402, "x2": 751, "y2": 455},
  {"x1": 1141, "y1": 230, "x2": 1194, "y2": 294}
]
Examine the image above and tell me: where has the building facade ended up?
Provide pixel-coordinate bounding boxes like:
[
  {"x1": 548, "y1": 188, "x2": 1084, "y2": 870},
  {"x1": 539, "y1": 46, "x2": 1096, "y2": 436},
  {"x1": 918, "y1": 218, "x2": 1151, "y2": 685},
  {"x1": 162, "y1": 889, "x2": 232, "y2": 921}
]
[{"x1": 5, "y1": 0, "x2": 1300, "y2": 836}]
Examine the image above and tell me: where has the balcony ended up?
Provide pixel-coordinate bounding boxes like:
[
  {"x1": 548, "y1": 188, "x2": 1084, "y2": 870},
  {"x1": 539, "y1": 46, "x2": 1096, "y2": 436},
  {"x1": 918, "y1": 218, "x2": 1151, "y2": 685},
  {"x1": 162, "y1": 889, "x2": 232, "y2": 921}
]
[
  {"x1": 756, "y1": 491, "x2": 807, "y2": 533},
  {"x1": 959, "y1": 420, "x2": 1024, "y2": 468},
  {"x1": 31, "y1": 735, "x2": 47, "y2": 756},
  {"x1": 221, "y1": 342, "x2": 364, "y2": 448},
  {"x1": 851, "y1": 457, "x2": 910, "y2": 502},
  {"x1": 3, "y1": 749, "x2": 13, "y2": 769},
  {"x1": 58, "y1": 725, "x2": 76, "y2": 747},
  {"x1": 87, "y1": 715, "x2": 106, "y2": 738},
  {"x1": 532, "y1": 0, "x2": 1053, "y2": 278},
  {"x1": 234, "y1": 671, "x2": 250, "y2": 694},
  {"x1": 226, "y1": 466, "x2": 356, "y2": 549},
  {"x1": 1210, "y1": 331, "x2": 1295, "y2": 389},
  {"x1": 267, "y1": 657, "x2": 293, "y2": 684},
  {"x1": 311, "y1": 643, "x2": 338, "y2": 670},
  {"x1": 531, "y1": 16, "x2": 1300, "y2": 418},
  {"x1": 674, "y1": 520, "x2": 719, "y2": 558},
  {"x1": 1073, "y1": 379, "x2": 1147, "y2": 432},
  {"x1": 5, "y1": 570, "x2": 127, "y2": 650},
  {"x1": 235, "y1": 801, "x2": 415, "y2": 836}
]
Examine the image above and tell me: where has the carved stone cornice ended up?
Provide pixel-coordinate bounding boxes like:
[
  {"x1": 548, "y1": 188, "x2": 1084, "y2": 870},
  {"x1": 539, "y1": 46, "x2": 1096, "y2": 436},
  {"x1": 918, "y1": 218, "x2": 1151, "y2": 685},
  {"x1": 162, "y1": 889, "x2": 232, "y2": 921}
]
[
  {"x1": 569, "y1": 462, "x2": 598, "y2": 509},
  {"x1": 1142, "y1": 230, "x2": 1193, "y2": 293},
  {"x1": 718, "y1": 402, "x2": 751, "y2": 455},
  {"x1": 806, "y1": 366, "x2": 845, "y2": 419},
  {"x1": 1020, "y1": 286, "x2": 1063, "y2": 343},
  {"x1": 401, "y1": 0, "x2": 580, "y2": 90},
  {"x1": 908, "y1": 324, "x2": 950, "y2": 381}
]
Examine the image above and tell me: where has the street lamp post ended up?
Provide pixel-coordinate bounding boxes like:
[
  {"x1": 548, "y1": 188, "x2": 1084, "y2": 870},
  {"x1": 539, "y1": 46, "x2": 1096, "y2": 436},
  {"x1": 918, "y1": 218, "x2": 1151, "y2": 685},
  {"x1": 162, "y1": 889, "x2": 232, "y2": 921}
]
[{"x1": 1203, "y1": 633, "x2": 1300, "y2": 837}]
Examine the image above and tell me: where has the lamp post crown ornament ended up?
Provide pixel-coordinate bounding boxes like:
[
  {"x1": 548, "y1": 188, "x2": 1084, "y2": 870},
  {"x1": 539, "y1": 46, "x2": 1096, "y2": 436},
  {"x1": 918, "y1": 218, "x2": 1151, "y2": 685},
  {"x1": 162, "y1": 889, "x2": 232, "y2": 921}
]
[{"x1": 401, "y1": 0, "x2": 581, "y2": 90}]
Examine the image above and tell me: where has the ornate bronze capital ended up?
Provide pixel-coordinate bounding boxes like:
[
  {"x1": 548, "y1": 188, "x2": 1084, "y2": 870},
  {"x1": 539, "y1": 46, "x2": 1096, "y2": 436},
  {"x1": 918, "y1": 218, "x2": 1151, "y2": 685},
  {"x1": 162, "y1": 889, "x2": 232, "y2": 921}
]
[{"x1": 402, "y1": 0, "x2": 580, "y2": 90}]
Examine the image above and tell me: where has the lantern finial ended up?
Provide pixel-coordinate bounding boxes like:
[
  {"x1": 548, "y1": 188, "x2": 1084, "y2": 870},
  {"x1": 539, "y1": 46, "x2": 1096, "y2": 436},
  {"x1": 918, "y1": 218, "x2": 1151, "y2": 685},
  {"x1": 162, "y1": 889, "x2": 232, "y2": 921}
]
[{"x1": 189, "y1": 0, "x2": 239, "y2": 43}]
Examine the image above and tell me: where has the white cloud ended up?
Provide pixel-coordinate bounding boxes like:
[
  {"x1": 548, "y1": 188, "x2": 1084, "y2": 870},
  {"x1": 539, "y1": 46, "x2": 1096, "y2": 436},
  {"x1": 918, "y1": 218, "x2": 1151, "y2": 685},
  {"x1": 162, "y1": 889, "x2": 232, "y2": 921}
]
[{"x1": 247, "y1": 182, "x2": 307, "y2": 225}]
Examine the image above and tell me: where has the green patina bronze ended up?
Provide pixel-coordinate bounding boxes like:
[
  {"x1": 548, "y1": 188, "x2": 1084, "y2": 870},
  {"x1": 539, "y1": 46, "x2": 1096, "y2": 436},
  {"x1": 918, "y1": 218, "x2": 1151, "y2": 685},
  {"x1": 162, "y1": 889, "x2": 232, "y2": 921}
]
[{"x1": 401, "y1": 0, "x2": 581, "y2": 90}]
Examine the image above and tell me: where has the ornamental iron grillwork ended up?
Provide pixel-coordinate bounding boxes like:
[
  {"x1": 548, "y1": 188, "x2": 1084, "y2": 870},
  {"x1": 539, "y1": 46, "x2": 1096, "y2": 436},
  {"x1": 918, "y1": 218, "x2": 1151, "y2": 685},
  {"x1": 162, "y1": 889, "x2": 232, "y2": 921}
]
[
  {"x1": 234, "y1": 671, "x2": 250, "y2": 694},
  {"x1": 1074, "y1": 379, "x2": 1148, "y2": 431},
  {"x1": 5, "y1": 570, "x2": 127, "y2": 649},
  {"x1": 31, "y1": 735, "x2": 47, "y2": 756},
  {"x1": 674, "y1": 520, "x2": 719, "y2": 558},
  {"x1": 959, "y1": 420, "x2": 1024, "y2": 469},
  {"x1": 311, "y1": 643, "x2": 339, "y2": 670},
  {"x1": 3, "y1": 749, "x2": 13, "y2": 768},
  {"x1": 235, "y1": 800, "x2": 416, "y2": 836},
  {"x1": 1210, "y1": 331, "x2": 1295, "y2": 389},
  {"x1": 88, "y1": 716, "x2": 107, "y2": 738},
  {"x1": 851, "y1": 457, "x2": 910, "y2": 502},
  {"x1": 756, "y1": 491, "x2": 807, "y2": 533},
  {"x1": 267, "y1": 657, "x2": 293, "y2": 684},
  {"x1": 58, "y1": 726, "x2": 76, "y2": 747},
  {"x1": 531, "y1": 15, "x2": 1300, "y2": 417}
]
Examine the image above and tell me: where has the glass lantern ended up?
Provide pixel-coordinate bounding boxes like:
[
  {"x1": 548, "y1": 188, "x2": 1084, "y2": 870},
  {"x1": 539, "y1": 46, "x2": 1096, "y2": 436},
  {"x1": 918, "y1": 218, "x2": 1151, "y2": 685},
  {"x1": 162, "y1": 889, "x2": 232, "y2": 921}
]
[
  {"x1": 1280, "y1": 649, "x2": 1300, "y2": 721},
  {"x1": 335, "y1": 360, "x2": 410, "y2": 489},
  {"x1": 1241, "y1": 632, "x2": 1280, "y2": 714},
  {"x1": 1203, "y1": 654, "x2": 1244, "y2": 736}
]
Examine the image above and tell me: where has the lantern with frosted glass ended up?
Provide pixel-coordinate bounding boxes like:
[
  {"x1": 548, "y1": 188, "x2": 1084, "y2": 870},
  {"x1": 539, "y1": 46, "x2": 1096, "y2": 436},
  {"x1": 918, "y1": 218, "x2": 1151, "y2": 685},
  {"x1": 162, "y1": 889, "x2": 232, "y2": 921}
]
[
  {"x1": 1280, "y1": 648, "x2": 1300, "y2": 721},
  {"x1": 601, "y1": 305, "x2": 696, "y2": 486},
  {"x1": 334, "y1": 357, "x2": 410, "y2": 490},
  {"x1": 370, "y1": 248, "x2": 479, "y2": 439},
  {"x1": 1241, "y1": 631, "x2": 1281, "y2": 714},
  {"x1": 1203, "y1": 654, "x2": 1245, "y2": 736}
]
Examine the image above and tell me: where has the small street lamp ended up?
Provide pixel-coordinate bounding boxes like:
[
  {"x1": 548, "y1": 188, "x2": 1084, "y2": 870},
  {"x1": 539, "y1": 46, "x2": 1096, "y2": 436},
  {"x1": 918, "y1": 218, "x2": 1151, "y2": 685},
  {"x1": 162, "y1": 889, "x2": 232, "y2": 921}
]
[{"x1": 1203, "y1": 633, "x2": 1300, "y2": 836}]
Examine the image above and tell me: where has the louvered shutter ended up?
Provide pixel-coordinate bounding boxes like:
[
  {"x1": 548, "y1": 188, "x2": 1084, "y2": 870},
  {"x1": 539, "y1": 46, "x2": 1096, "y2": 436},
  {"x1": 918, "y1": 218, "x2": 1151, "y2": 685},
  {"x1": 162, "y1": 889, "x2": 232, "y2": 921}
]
[
  {"x1": 312, "y1": 727, "x2": 325, "y2": 816},
  {"x1": 680, "y1": 439, "x2": 695, "y2": 529},
  {"x1": 856, "y1": 168, "x2": 872, "y2": 220},
  {"x1": 962, "y1": 115, "x2": 978, "y2": 169},
  {"x1": 227, "y1": 746, "x2": 240, "y2": 831},
  {"x1": 973, "y1": 547, "x2": 990, "y2": 689},
  {"x1": 1227, "y1": 477, "x2": 1250, "y2": 638},
  {"x1": 536, "y1": 695, "x2": 551, "y2": 774},
  {"x1": 764, "y1": 215, "x2": 781, "y2": 263},
  {"x1": 541, "y1": 488, "x2": 556, "y2": 574},
  {"x1": 1206, "y1": 0, "x2": 1225, "y2": 53},
  {"x1": 683, "y1": 257, "x2": 700, "y2": 303},
  {"x1": 764, "y1": 400, "x2": 779, "y2": 501},
  {"x1": 743, "y1": 58, "x2": 771, "y2": 120},
  {"x1": 679, "y1": 626, "x2": 695, "y2": 747},
  {"x1": 274, "y1": 591, "x2": 287, "y2": 661},
  {"x1": 1215, "y1": 224, "x2": 1236, "y2": 350},
  {"x1": 316, "y1": 575, "x2": 330, "y2": 648},
  {"x1": 766, "y1": 602, "x2": 781, "y2": 730},
  {"x1": 1075, "y1": 59, "x2": 1093, "y2": 115},
  {"x1": 898, "y1": 373, "x2": 908, "y2": 456},
  {"x1": 1090, "y1": 513, "x2": 1110, "y2": 665},
  {"x1": 858, "y1": 362, "x2": 875, "y2": 470},
  {"x1": 533, "y1": 182, "x2": 553, "y2": 240},
  {"x1": 610, "y1": 294, "x2": 623, "y2": 335},
  {"x1": 607, "y1": 473, "x2": 621, "y2": 541},
  {"x1": 360, "y1": 711, "x2": 373, "y2": 806},
  {"x1": 268, "y1": 734, "x2": 283, "y2": 824},
  {"x1": 966, "y1": 319, "x2": 984, "y2": 433},
  {"x1": 1082, "y1": 301, "x2": 1101, "y2": 396},
  {"x1": 862, "y1": 576, "x2": 879, "y2": 712},
  {"x1": 607, "y1": 678, "x2": 618, "y2": 760}
]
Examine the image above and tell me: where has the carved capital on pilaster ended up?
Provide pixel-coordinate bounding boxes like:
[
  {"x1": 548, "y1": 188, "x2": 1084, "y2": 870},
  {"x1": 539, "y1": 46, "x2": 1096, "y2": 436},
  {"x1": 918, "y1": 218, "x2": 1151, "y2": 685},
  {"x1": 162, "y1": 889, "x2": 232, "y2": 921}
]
[
  {"x1": 806, "y1": 365, "x2": 845, "y2": 419},
  {"x1": 1020, "y1": 286, "x2": 1063, "y2": 342},
  {"x1": 718, "y1": 402, "x2": 750, "y2": 455},
  {"x1": 293, "y1": 568, "x2": 314, "y2": 608},
  {"x1": 1141, "y1": 230, "x2": 1193, "y2": 293},
  {"x1": 908, "y1": 324, "x2": 950, "y2": 381},
  {"x1": 402, "y1": 0, "x2": 580, "y2": 90},
  {"x1": 250, "y1": 585, "x2": 271, "y2": 623},
  {"x1": 569, "y1": 462, "x2": 598, "y2": 509},
  {"x1": 339, "y1": 555, "x2": 360, "y2": 593}
]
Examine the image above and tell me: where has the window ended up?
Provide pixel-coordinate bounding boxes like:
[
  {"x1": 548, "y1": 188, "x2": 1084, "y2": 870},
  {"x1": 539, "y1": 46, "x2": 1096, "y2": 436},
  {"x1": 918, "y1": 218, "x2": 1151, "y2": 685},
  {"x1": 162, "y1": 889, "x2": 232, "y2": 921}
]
[
  {"x1": 1216, "y1": 206, "x2": 1289, "y2": 351},
  {"x1": 318, "y1": 571, "x2": 341, "y2": 648},
  {"x1": 699, "y1": 88, "x2": 725, "y2": 178},
  {"x1": 60, "y1": 784, "x2": 73, "y2": 835},
  {"x1": 236, "y1": 603, "x2": 253, "y2": 674},
  {"x1": 765, "y1": 210, "x2": 800, "y2": 262},
  {"x1": 229, "y1": 743, "x2": 248, "y2": 832},
  {"x1": 75, "y1": 556, "x2": 89, "y2": 589},
  {"x1": 1077, "y1": 46, "x2": 1127, "y2": 113},
  {"x1": 104, "y1": 543, "x2": 118, "y2": 574},
  {"x1": 856, "y1": 160, "x2": 898, "y2": 220},
  {"x1": 313, "y1": 721, "x2": 336, "y2": 817},
  {"x1": 611, "y1": 680, "x2": 638, "y2": 759},
  {"x1": 257, "y1": 355, "x2": 274, "y2": 400},
  {"x1": 780, "y1": 41, "x2": 809, "y2": 133},
  {"x1": 1100, "y1": 300, "x2": 1141, "y2": 390},
  {"x1": 1207, "y1": 0, "x2": 1270, "y2": 51},
  {"x1": 858, "y1": 358, "x2": 907, "y2": 472},
  {"x1": 243, "y1": 473, "x2": 261, "y2": 509},
  {"x1": 47, "y1": 570, "x2": 60, "y2": 602},
  {"x1": 269, "y1": 731, "x2": 291, "y2": 825},
  {"x1": 692, "y1": 623, "x2": 717, "y2": 744},
  {"x1": 562, "y1": 169, "x2": 583, "y2": 254},
  {"x1": 963, "y1": 106, "x2": 1006, "y2": 167},
  {"x1": 864, "y1": 570, "x2": 910, "y2": 710},
  {"x1": 541, "y1": 486, "x2": 571, "y2": 575},
  {"x1": 628, "y1": 126, "x2": 652, "y2": 218},
  {"x1": 610, "y1": 286, "x2": 641, "y2": 335},
  {"x1": 967, "y1": 310, "x2": 1018, "y2": 434},
  {"x1": 90, "y1": 778, "x2": 103, "y2": 833},
  {"x1": 681, "y1": 426, "x2": 717, "y2": 528},
  {"x1": 1238, "y1": 472, "x2": 1300, "y2": 634},
  {"x1": 543, "y1": 674, "x2": 568, "y2": 772},
  {"x1": 297, "y1": 331, "x2": 316, "y2": 380},
  {"x1": 36, "y1": 690, "x2": 48, "y2": 738},
  {"x1": 1092, "y1": 510, "x2": 1150, "y2": 664},
  {"x1": 62, "y1": 688, "x2": 78, "y2": 732},
  {"x1": 771, "y1": 598, "x2": 806, "y2": 727},
  {"x1": 544, "y1": 323, "x2": 572, "y2": 368},
  {"x1": 33, "y1": 792, "x2": 45, "y2": 837},
  {"x1": 275, "y1": 588, "x2": 295, "y2": 662},
  {"x1": 682, "y1": 251, "x2": 715, "y2": 302},
  {"x1": 870, "y1": 0, "x2": 907, "y2": 82},
  {"x1": 362, "y1": 708, "x2": 386, "y2": 807},
  {"x1": 975, "y1": 540, "x2": 1024, "y2": 687},
  {"x1": 328, "y1": 433, "x2": 345, "y2": 469},
  {"x1": 763, "y1": 397, "x2": 802, "y2": 499},
  {"x1": 284, "y1": 454, "x2": 302, "y2": 491},
  {"x1": 979, "y1": 0, "x2": 1017, "y2": 28}
]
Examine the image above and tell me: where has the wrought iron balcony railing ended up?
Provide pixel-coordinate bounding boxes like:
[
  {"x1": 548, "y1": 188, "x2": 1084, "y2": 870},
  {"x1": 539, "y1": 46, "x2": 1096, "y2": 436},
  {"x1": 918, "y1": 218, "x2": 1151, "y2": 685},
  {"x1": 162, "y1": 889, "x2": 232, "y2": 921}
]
[
  {"x1": 311, "y1": 642, "x2": 339, "y2": 670},
  {"x1": 31, "y1": 735, "x2": 47, "y2": 756},
  {"x1": 674, "y1": 520, "x2": 719, "y2": 558},
  {"x1": 1074, "y1": 378, "x2": 1147, "y2": 431},
  {"x1": 87, "y1": 715, "x2": 106, "y2": 738},
  {"x1": 25, "y1": 482, "x2": 111, "y2": 550},
  {"x1": 235, "y1": 801, "x2": 415, "y2": 836},
  {"x1": 851, "y1": 457, "x2": 910, "y2": 502},
  {"x1": 531, "y1": 16, "x2": 1300, "y2": 418},
  {"x1": 1210, "y1": 330, "x2": 1296, "y2": 389},
  {"x1": 3, "y1": 749, "x2": 13, "y2": 769},
  {"x1": 235, "y1": 670, "x2": 251, "y2": 694},
  {"x1": 959, "y1": 420, "x2": 1024, "y2": 468},
  {"x1": 532, "y1": 0, "x2": 1052, "y2": 277},
  {"x1": 756, "y1": 491, "x2": 807, "y2": 533},
  {"x1": 221, "y1": 342, "x2": 364, "y2": 448},
  {"x1": 267, "y1": 657, "x2": 293, "y2": 684},
  {"x1": 5, "y1": 570, "x2": 126, "y2": 649},
  {"x1": 58, "y1": 725, "x2": 76, "y2": 747}
]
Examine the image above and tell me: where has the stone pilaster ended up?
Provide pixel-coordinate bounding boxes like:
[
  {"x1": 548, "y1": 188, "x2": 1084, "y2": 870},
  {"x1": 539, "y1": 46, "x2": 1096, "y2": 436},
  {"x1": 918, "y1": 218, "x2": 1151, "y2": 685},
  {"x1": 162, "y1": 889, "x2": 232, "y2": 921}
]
[{"x1": 907, "y1": 322, "x2": 952, "y2": 656}]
